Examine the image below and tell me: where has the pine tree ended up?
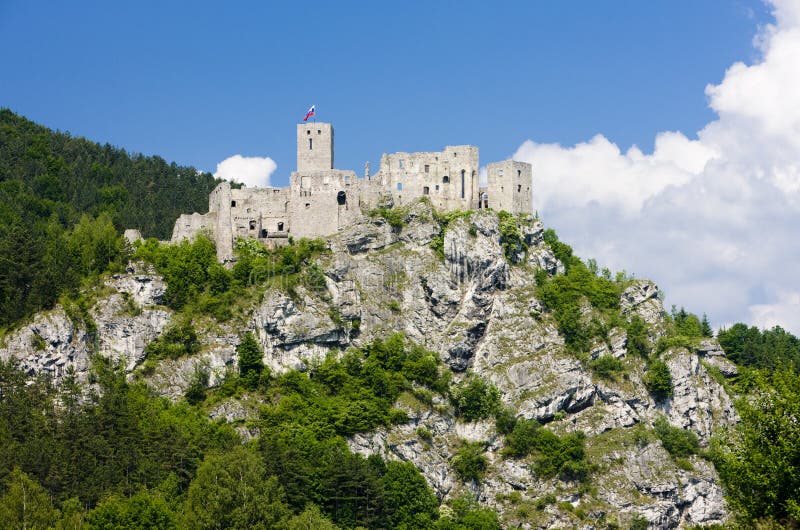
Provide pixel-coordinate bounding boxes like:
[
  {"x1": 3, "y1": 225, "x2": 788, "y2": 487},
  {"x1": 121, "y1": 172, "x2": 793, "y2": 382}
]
[{"x1": 238, "y1": 332, "x2": 265, "y2": 389}]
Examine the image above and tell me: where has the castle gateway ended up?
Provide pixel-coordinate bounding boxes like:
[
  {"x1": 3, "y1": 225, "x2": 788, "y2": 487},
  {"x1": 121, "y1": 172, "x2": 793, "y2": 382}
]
[{"x1": 172, "y1": 123, "x2": 533, "y2": 261}]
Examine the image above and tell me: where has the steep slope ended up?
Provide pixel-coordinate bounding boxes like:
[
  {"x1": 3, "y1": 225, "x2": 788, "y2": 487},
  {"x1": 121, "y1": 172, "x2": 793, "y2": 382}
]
[
  {"x1": 0, "y1": 109, "x2": 221, "y2": 328},
  {"x1": 0, "y1": 201, "x2": 739, "y2": 528}
]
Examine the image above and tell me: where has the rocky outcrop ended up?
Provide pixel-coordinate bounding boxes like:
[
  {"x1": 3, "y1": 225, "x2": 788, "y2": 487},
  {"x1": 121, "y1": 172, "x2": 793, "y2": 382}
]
[
  {"x1": 0, "y1": 269, "x2": 170, "y2": 383},
  {"x1": 621, "y1": 280, "x2": 665, "y2": 326},
  {"x1": 5, "y1": 203, "x2": 740, "y2": 528}
]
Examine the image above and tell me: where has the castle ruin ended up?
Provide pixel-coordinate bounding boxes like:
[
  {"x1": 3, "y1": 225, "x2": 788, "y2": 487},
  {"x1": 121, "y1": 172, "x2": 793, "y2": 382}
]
[{"x1": 171, "y1": 122, "x2": 533, "y2": 261}]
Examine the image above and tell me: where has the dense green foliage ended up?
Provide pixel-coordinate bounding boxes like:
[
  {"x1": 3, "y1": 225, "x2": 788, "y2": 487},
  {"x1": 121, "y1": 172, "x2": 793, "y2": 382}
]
[
  {"x1": 711, "y1": 369, "x2": 800, "y2": 526},
  {"x1": 626, "y1": 315, "x2": 650, "y2": 358},
  {"x1": 653, "y1": 416, "x2": 698, "y2": 458},
  {"x1": 0, "y1": 109, "x2": 219, "y2": 328},
  {"x1": 132, "y1": 235, "x2": 330, "y2": 321},
  {"x1": 589, "y1": 355, "x2": 624, "y2": 380},
  {"x1": 144, "y1": 318, "x2": 200, "y2": 359},
  {"x1": 536, "y1": 230, "x2": 622, "y2": 353},
  {"x1": 231, "y1": 236, "x2": 329, "y2": 295},
  {"x1": 718, "y1": 323, "x2": 800, "y2": 372},
  {"x1": 0, "y1": 359, "x2": 238, "y2": 510},
  {"x1": 497, "y1": 210, "x2": 528, "y2": 262},
  {"x1": 499, "y1": 418, "x2": 590, "y2": 481},
  {"x1": 450, "y1": 372, "x2": 501, "y2": 421},
  {"x1": 238, "y1": 332, "x2": 267, "y2": 389},
  {"x1": 0, "y1": 334, "x2": 498, "y2": 529},
  {"x1": 368, "y1": 206, "x2": 407, "y2": 230},
  {"x1": 437, "y1": 496, "x2": 501, "y2": 530},
  {"x1": 643, "y1": 360, "x2": 673, "y2": 401},
  {"x1": 451, "y1": 442, "x2": 488, "y2": 482}
]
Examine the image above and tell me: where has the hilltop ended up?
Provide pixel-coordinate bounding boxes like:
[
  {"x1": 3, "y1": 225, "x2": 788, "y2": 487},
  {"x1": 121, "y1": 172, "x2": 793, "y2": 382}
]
[
  {"x1": 1, "y1": 111, "x2": 799, "y2": 529},
  {"x1": 0, "y1": 200, "x2": 748, "y2": 528}
]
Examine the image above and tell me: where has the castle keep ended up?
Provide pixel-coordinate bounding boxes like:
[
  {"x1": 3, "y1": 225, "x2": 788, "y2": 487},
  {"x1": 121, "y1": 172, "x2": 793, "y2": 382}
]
[{"x1": 171, "y1": 123, "x2": 533, "y2": 261}]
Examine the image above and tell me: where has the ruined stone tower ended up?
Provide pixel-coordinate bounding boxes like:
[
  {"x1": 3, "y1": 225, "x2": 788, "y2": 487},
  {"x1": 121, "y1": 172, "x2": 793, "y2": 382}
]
[
  {"x1": 297, "y1": 122, "x2": 334, "y2": 172},
  {"x1": 171, "y1": 121, "x2": 534, "y2": 262}
]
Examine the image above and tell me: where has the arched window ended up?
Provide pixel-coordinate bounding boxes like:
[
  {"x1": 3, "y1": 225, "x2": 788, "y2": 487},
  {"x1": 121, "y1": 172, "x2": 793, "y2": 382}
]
[{"x1": 337, "y1": 191, "x2": 347, "y2": 205}]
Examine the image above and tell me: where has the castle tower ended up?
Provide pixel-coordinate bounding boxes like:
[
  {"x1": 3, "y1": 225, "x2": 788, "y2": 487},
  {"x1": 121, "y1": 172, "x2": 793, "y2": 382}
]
[
  {"x1": 297, "y1": 122, "x2": 334, "y2": 172},
  {"x1": 485, "y1": 160, "x2": 533, "y2": 214}
]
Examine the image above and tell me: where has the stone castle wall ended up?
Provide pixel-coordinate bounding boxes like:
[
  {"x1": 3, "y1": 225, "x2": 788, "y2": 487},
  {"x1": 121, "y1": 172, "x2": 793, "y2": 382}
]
[
  {"x1": 375, "y1": 146, "x2": 480, "y2": 211},
  {"x1": 170, "y1": 122, "x2": 533, "y2": 261}
]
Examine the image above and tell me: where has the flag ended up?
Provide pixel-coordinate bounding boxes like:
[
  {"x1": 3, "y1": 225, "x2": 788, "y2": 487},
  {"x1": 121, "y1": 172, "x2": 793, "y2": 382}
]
[{"x1": 303, "y1": 105, "x2": 315, "y2": 121}]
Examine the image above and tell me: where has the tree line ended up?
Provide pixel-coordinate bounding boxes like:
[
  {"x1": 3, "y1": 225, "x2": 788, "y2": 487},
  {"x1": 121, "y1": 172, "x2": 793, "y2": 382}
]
[{"x1": 0, "y1": 109, "x2": 220, "y2": 328}]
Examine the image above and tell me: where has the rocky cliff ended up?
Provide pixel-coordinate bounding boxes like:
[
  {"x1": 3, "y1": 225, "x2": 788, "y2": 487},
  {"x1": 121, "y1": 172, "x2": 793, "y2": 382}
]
[{"x1": 0, "y1": 202, "x2": 739, "y2": 529}]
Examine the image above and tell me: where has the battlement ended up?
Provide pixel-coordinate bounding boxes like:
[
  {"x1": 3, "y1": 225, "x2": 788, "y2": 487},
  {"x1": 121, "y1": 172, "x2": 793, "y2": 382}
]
[{"x1": 172, "y1": 121, "x2": 533, "y2": 261}]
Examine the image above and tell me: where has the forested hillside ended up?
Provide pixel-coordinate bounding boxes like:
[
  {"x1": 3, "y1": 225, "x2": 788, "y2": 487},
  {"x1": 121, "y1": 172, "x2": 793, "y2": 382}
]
[{"x1": 0, "y1": 109, "x2": 220, "y2": 327}]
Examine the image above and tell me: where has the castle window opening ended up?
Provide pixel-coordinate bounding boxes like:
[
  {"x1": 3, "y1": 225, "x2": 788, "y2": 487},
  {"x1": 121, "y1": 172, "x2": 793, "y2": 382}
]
[
  {"x1": 423, "y1": 186, "x2": 430, "y2": 195},
  {"x1": 337, "y1": 191, "x2": 347, "y2": 205},
  {"x1": 435, "y1": 184, "x2": 439, "y2": 191},
  {"x1": 518, "y1": 170, "x2": 522, "y2": 177},
  {"x1": 453, "y1": 152, "x2": 457, "y2": 157},
  {"x1": 460, "y1": 170, "x2": 465, "y2": 199},
  {"x1": 307, "y1": 130, "x2": 311, "y2": 135},
  {"x1": 309, "y1": 138, "x2": 313, "y2": 150},
  {"x1": 397, "y1": 182, "x2": 403, "y2": 191},
  {"x1": 249, "y1": 220, "x2": 256, "y2": 230},
  {"x1": 278, "y1": 222, "x2": 284, "y2": 231},
  {"x1": 443, "y1": 175, "x2": 449, "y2": 184},
  {"x1": 305, "y1": 203, "x2": 310, "y2": 209},
  {"x1": 499, "y1": 170, "x2": 504, "y2": 177},
  {"x1": 517, "y1": 185, "x2": 521, "y2": 193},
  {"x1": 317, "y1": 129, "x2": 321, "y2": 134},
  {"x1": 399, "y1": 159, "x2": 404, "y2": 169},
  {"x1": 231, "y1": 200, "x2": 236, "y2": 207},
  {"x1": 424, "y1": 164, "x2": 430, "y2": 173},
  {"x1": 260, "y1": 229, "x2": 267, "y2": 238}
]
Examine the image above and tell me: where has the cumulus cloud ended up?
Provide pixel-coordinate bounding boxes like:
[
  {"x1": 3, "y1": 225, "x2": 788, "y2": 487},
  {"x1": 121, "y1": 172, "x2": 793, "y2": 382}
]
[
  {"x1": 214, "y1": 155, "x2": 277, "y2": 188},
  {"x1": 513, "y1": 0, "x2": 800, "y2": 334}
]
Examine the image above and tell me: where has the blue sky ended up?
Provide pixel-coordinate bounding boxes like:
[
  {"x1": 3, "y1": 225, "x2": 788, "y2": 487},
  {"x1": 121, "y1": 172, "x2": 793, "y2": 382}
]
[
  {"x1": 4, "y1": 0, "x2": 800, "y2": 334},
  {"x1": 0, "y1": 1, "x2": 768, "y2": 184}
]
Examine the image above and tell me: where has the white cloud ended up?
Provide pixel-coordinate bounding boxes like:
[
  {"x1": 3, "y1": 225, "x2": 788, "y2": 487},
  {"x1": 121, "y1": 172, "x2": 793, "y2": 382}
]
[
  {"x1": 513, "y1": 0, "x2": 800, "y2": 334},
  {"x1": 214, "y1": 154, "x2": 277, "y2": 188}
]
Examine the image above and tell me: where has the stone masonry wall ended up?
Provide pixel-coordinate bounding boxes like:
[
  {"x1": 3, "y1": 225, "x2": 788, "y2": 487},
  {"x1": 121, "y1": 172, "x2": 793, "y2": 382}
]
[{"x1": 167, "y1": 122, "x2": 533, "y2": 262}]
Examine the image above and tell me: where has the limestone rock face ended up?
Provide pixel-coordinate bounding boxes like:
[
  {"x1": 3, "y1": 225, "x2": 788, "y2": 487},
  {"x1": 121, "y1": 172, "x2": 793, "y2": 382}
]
[
  {"x1": 0, "y1": 308, "x2": 90, "y2": 381},
  {"x1": 661, "y1": 348, "x2": 739, "y2": 443},
  {"x1": 7, "y1": 203, "x2": 740, "y2": 528},
  {"x1": 621, "y1": 280, "x2": 665, "y2": 326},
  {"x1": 0, "y1": 270, "x2": 170, "y2": 383}
]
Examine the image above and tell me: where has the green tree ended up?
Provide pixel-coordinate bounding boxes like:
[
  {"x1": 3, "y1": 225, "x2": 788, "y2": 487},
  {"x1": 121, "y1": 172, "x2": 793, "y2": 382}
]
[
  {"x1": 381, "y1": 461, "x2": 439, "y2": 529},
  {"x1": 86, "y1": 490, "x2": 177, "y2": 530},
  {"x1": 644, "y1": 360, "x2": 672, "y2": 401},
  {"x1": 0, "y1": 468, "x2": 60, "y2": 530},
  {"x1": 626, "y1": 316, "x2": 650, "y2": 358},
  {"x1": 451, "y1": 442, "x2": 488, "y2": 482},
  {"x1": 184, "y1": 447, "x2": 290, "y2": 530},
  {"x1": 450, "y1": 373, "x2": 500, "y2": 421},
  {"x1": 653, "y1": 416, "x2": 698, "y2": 458},
  {"x1": 711, "y1": 369, "x2": 800, "y2": 525},
  {"x1": 701, "y1": 313, "x2": 712, "y2": 337},
  {"x1": 238, "y1": 332, "x2": 266, "y2": 389},
  {"x1": 285, "y1": 504, "x2": 340, "y2": 530}
]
